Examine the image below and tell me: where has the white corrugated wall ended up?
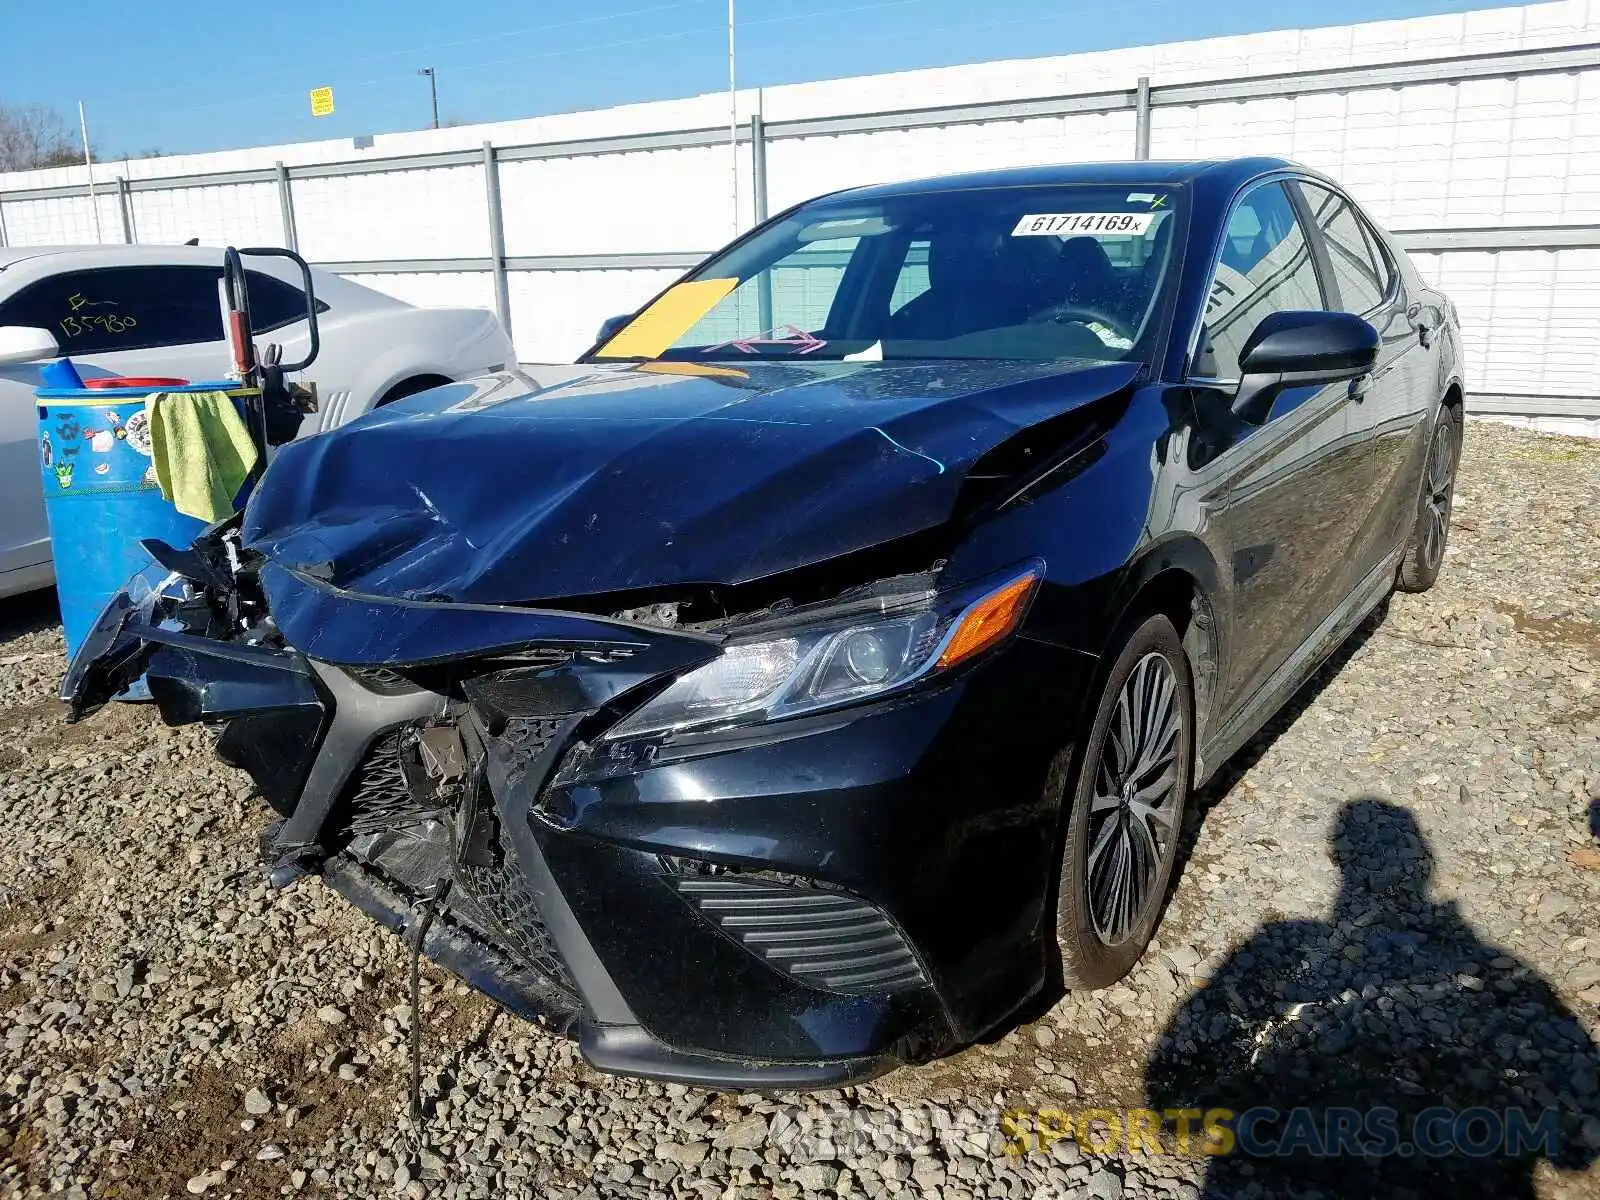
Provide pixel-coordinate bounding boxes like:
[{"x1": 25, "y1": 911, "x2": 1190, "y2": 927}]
[{"x1": 1, "y1": 0, "x2": 1597, "y2": 427}]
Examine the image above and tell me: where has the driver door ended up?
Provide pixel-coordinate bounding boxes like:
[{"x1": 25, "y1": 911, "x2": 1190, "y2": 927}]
[{"x1": 1185, "y1": 180, "x2": 1375, "y2": 730}]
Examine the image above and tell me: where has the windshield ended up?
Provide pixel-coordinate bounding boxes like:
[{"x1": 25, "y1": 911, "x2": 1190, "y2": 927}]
[{"x1": 592, "y1": 183, "x2": 1183, "y2": 365}]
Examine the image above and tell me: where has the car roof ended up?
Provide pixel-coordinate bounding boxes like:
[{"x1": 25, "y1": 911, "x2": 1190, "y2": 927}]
[
  {"x1": 0, "y1": 243, "x2": 399, "y2": 308},
  {"x1": 823, "y1": 157, "x2": 1312, "y2": 203},
  {"x1": 0, "y1": 244, "x2": 286, "y2": 271}
]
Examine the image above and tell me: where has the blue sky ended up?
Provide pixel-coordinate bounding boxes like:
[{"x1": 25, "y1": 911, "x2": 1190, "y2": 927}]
[{"x1": 5, "y1": 0, "x2": 1495, "y2": 159}]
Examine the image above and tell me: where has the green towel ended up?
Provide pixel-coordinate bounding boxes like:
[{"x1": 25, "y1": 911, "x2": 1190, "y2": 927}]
[{"x1": 145, "y1": 390, "x2": 259, "y2": 523}]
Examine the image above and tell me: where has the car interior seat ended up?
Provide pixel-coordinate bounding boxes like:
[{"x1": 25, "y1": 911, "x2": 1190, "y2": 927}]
[{"x1": 889, "y1": 228, "x2": 1032, "y2": 340}]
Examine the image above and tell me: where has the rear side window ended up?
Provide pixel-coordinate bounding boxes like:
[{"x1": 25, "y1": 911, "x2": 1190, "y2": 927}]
[
  {"x1": 0, "y1": 265, "x2": 325, "y2": 355},
  {"x1": 245, "y1": 270, "x2": 326, "y2": 334},
  {"x1": 1296, "y1": 182, "x2": 1392, "y2": 315},
  {"x1": 0, "y1": 266, "x2": 225, "y2": 354}
]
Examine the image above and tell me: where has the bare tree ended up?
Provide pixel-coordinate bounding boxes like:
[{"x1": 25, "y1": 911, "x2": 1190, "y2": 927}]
[{"x1": 0, "y1": 104, "x2": 80, "y2": 172}]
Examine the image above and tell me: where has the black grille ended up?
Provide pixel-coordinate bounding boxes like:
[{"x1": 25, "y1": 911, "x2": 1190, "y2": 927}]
[
  {"x1": 673, "y1": 876, "x2": 927, "y2": 994},
  {"x1": 451, "y1": 817, "x2": 576, "y2": 999},
  {"x1": 500, "y1": 716, "x2": 568, "y2": 793},
  {"x1": 332, "y1": 720, "x2": 580, "y2": 1019},
  {"x1": 450, "y1": 718, "x2": 577, "y2": 1000}
]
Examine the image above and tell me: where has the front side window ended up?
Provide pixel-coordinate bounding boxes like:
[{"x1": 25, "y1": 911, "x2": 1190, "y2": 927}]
[
  {"x1": 1193, "y1": 181, "x2": 1327, "y2": 380},
  {"x1": 592, "y1": 184, "x2": 1184, "y2": 365},
  {"x1": 1295, "y1": 182, "x2": 1392, "y2": 315}
]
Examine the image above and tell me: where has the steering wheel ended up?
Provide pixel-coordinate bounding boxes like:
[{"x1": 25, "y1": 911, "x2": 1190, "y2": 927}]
[{"x1": 1027, "y1": 302, "x2": 1136, "y2": 342}]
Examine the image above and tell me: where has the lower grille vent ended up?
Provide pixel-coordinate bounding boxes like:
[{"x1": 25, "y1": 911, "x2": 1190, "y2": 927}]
[{"x1": 673, "y1": 876, "x2": 926, "y2": 994}]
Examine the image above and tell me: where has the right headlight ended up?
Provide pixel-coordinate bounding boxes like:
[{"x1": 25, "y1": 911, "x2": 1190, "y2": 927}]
[{"x1": 605, "y1": 561, "x2": 1043, "y2": 740}]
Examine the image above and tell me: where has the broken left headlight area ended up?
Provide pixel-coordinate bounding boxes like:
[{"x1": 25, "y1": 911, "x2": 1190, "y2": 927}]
[
  {"x1": 61, "y1": 519, "x2": 285, "y2": 720},
  {"x1": 59, "y1": 529, "x2": 643, "y2": 1030}
]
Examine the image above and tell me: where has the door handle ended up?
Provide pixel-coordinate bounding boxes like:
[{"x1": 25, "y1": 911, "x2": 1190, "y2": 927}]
[
  {"x1": 1349, "y1": 363, "x2": 1393, "y2": 402},
  {"x1": 1416, "y1": 321, "x2": 1434, "y2": 348}
]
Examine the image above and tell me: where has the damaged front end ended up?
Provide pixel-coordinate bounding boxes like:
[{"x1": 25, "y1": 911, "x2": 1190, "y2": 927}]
[{"x1": 64, "y1": 518, "x2": 1062, "y2": 1087}]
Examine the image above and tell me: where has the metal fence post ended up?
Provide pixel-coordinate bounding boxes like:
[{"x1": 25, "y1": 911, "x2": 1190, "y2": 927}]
[
  {"x1": 275, "y1": 161, "x2": 299, "y2": 252},
  {"x1": 116, "y1": 176, "x2": 134, "y2": 243},
  {"x1": 483, "y1": 141, "x2": 512, "y2": 341},
  {"x1": 751, "y1": 104, "x2": 773, "y2": 331},
  {"x1": 1134, "y1": 76, "x2": 1152, "y2": 160},
  {"x1": 750, "y1": 110, "x2": 769, "y2": 225},
  {"x1": 0, "y1": 199, "x2": 8, "y2": 249}
]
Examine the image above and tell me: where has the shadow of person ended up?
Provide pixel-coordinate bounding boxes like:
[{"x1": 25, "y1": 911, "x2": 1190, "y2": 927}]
[{"x1": 1145, "y1": 797, "x2": 1600, "y2": 1199}]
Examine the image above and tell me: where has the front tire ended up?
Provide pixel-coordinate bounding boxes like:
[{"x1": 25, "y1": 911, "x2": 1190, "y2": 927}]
[
  {"x1": 1397, "y1": 404, "x2": 1462, "y2": 593},
  {"x1": 1056, "y1": 614, "x2": 1195, "y2": 990}
]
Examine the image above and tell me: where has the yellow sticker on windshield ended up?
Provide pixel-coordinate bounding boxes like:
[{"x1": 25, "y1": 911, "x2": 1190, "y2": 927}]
[
  {"x1": 638, "y1": 361, "x2": 749, "y2": 379},
  {"x1": 594, "y1": 277, "x2": 740, "y2": 359}
]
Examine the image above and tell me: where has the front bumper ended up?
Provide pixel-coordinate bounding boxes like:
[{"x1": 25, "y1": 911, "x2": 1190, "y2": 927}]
[{"x1": 65, "y1": 557, "x2": 1093, "y2": 1088}]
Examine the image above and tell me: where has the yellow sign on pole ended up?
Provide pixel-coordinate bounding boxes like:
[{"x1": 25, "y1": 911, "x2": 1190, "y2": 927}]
[{"x1": 309, "y1": 87, "x2": 335, "y2": 118}]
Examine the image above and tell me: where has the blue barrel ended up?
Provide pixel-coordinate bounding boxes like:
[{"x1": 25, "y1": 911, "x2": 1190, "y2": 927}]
[{"x1": 36, "y1": 383, "x2": 255, "y2": 662}]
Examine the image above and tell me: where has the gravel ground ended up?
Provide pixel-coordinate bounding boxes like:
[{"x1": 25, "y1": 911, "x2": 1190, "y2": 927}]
[{"x1": 2, "y1": 419, "x2": 1598, "y2": 1200}]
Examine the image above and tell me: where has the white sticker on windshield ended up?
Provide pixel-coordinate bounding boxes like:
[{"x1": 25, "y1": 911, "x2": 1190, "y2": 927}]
[{"x1": 1012, "y1": 212, "x2": 1154, "y2": 237}]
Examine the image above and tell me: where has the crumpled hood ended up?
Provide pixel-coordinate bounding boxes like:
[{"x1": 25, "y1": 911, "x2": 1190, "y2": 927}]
[{"x1": 242, "y1": 358, "x2": 1138, "y2": 605}]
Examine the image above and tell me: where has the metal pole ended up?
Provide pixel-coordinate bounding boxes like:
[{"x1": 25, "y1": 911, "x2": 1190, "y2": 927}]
[
  {"x1": 0, "y1": 199, "x2": 8, "y2": 249},
  {"x1": 420, "y1": 68, "x2": 439, "y2": 130},
  {"x1": 483, "y1": 141, "x2": 512, "y2": 341},
  {"x1": 751, "y1": 103, "x2": 772, "y2": 332},
  {"x1": 116, "y1": 176, "x2": 134, "y2": 243},
  {"x1": 275, "y1": 161, "x2": 299, "y2": 252},
  {"x1": 1134, "y1": 76, "x2": 1152, "y2": 160},
  {"x1": 727, "y1": 0, "x2": 739, "y2": 236},
  {"x1": 78, "y1": 101, "x2": 103, "y2": 244},
  {"x1": 750, "y1": 106, "x2": 768, "y2": 224}
]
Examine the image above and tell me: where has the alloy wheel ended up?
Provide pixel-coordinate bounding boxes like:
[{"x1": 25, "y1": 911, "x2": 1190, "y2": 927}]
[
  {"x1": 1085, "y1": 652, "x2": 1183, "y2": 945},
  {"x1": 1421, "y1": 419, "x2": 1456, "y2": 571}
]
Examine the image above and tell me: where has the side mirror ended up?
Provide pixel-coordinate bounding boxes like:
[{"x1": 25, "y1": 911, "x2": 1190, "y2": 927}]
[
  {"x1": 595, "y1": 313, "x2": 632, "y2": 346},
  {"x1": 1231, "y1": 310, "x2": 1379, "y2": 425},
  {"x1": 0, "y1": 326, "x2": 61, "y2": 368}
]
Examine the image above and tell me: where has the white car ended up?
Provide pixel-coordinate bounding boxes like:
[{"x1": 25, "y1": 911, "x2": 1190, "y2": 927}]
[{"x1": 0, "y1": 244, "x2": 514, "y2": 598}]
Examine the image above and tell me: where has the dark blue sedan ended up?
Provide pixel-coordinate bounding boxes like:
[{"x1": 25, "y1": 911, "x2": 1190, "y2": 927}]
[{"x1": 65, "y1": 156, "x2": 1464, "y2": 1089}]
